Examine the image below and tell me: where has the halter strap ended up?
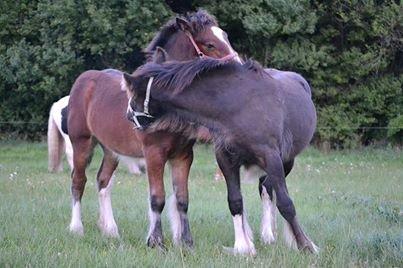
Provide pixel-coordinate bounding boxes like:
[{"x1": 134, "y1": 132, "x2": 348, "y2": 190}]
[
  {"x1": 144, "y1": 76, "x2": 154, "y2": 114},
  {"x1": 184, "y1": 31, "x2": 204, "y2": 58},
  {"x1": 184, "y1": 30, "x2": 239, "y2": 61}
]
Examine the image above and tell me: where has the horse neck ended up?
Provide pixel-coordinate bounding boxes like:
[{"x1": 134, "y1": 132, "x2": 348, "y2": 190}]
[{"x1": 156, "y1": 78, "x2": 229, "y2": 127}]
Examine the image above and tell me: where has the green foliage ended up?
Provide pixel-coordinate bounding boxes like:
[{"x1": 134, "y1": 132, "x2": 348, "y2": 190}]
[
  {"x1": 0, "y1": 0, "x2": 402, "y2": 146},
  {"x1": 201, "y1": 0, "x2": 403, "y2": 147},
  {"x1": 387, "y1": 115, "x2": 403, "y2": 144},
  {"x1": 0, "y1": 0, "x2": 170, "y2": 139}
]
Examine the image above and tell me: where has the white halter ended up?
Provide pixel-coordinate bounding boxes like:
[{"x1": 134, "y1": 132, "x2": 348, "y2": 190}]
[{"x1": 127, "y1": 77, "x2": 154, "y2": 129}]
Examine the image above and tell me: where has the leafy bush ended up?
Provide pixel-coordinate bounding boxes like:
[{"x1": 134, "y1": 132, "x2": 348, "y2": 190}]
[{"x1": 0, "y1": 0, "x2": 401, "y2": 146}]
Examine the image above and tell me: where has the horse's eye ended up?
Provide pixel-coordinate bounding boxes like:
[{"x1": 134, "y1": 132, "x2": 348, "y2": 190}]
[{"x1": 206, "y1": 43, "x2": 215, "y2": 51}]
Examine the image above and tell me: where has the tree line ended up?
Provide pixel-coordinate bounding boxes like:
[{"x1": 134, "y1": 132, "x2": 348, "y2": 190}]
[{"x1": 0, "y1": 0, "x2": 401, "y2": 147}]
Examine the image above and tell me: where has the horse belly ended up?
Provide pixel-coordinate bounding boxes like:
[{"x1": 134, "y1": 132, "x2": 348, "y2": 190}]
[{"x1": 285, "y1": 98, "x2": 317, "y2": 157}]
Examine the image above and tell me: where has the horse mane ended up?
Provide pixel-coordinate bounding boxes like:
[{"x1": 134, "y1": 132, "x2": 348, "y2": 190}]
[
  {"x1": 144, "y1": 9, "x2": 218, "y2": 57},
  {"x1": 133, "y1": 58, "x2": 264, "y2": 95}
]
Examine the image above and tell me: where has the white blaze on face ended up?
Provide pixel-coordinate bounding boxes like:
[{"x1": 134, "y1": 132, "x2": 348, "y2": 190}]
[{"x1": 210, "y1": 26, "x2": 242, "y2": 63}]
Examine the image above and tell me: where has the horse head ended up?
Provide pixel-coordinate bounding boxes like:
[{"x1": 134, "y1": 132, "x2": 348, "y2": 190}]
[{"x1": 145, "y1": 10, "x2": 241, "y2": 63}]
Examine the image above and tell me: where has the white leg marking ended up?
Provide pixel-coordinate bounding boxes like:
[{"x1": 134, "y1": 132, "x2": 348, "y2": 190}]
[
  {"x1": 98, "y1": 175, "x2": 119, "y2": 237},
  {"x1": 168, "y1": 194, "x2": 181, "y2": 245},
  {"x1": 69, "y1": 201, "x2": 84, "y2": 235},
  {"x1": 283, "y1": 221, "x2": 298, "y2": 250},
  {"x1": 261, "y1": 186, "x2": 277, "y2": 244},
  {"x1": 147, "y1": 206, "x2": 160, "y2": 240},
  {"x1": 242, "y1": 208, "x2": 254, "y2": 244},
  {"x1": 232, "y1": 214, "x2": 256, "y2": 256},
  {"x1": 211, "y1": 26, "x2": 243, "y2": 63}
]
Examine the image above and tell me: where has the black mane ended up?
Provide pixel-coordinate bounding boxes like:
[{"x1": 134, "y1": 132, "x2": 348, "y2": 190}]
[
  {"x1": 144, "y1": 9, "x2": 217, "y2": 57},
  {"x1": 133, "y1": 58, "x2": 264, "y2": 95}
]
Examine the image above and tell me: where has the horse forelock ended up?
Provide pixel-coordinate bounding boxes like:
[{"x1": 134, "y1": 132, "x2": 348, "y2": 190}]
[
  {"x1": 144, "y1": 9, "x2": 218, "y2": 57},
  {"x1": 185, "y1": 9, "x2": 218, "y2": 33}
]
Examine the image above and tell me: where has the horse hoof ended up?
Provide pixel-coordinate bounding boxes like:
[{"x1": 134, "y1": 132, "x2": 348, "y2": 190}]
[
  {"x1": 147, "y1": 235, "x2": 165, "y2": 250},
  {"x1": 223, "y1": 246, "x2": 257, "y2": 256},
  {"x1": 98, "y1": 219, "x2": 119, "y2": 238},
  {"x1": 177, "y1": 238, "x2": 194, "y2": 252},
  {"x1": 99, "y1": 224, "x2": 119, "y2": 238},
  {"x1": 302, "y1": 241, "x2": 320, "y2": 254},
  {"x1": 69, "y1": 223, "x2": 84, "y2": 236},
  {"x1": 261, "y1": 229, "x2": 276, "y2": 245}
]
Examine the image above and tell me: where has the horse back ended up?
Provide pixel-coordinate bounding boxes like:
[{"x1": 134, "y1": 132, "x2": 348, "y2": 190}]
[{"x1": 68, "y1": 70, "x2": 143, "y2": 157}]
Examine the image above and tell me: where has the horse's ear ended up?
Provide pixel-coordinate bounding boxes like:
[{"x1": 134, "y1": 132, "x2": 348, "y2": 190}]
[
  {"x1": 176, "y1": 17, "x2": 192, "y2": 32},
  {"x1": 153, "y1": 46, "x2": 169, "y2": 63},
  {"x1": 121, "y1": 73, "x2": 137, "y2": 99}
]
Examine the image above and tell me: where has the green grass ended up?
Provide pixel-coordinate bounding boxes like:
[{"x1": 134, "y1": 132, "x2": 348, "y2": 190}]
[{"x1": 0, "y1": 142, "x2": 402, "y2": 267}]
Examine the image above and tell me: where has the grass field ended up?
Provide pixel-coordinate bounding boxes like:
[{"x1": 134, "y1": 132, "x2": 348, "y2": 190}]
[{"x1": 0, "y1": 142, "x2": 402, "y2": 267}]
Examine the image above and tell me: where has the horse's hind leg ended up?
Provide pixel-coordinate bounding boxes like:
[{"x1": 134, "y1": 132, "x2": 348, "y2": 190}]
[
  {"x1": 144, "y1": 146, "x2": 167, "y2": 249},
  {"x1": 259, "y1": 175, "x2": 277, "y2": 244},
  {"x1": 168, "y1": 146, "x2": 194, "y2": 248},
  {"x1": 259, "y1": 159, "x2": 294, "y2": 244},
  {"x1": 97, "y1": 147, "x2": 119, "y2": 237},
  {"x1": 262, "y1": 151, "x2": 318, "y2": 253},
  {"x1": 69, "y1": 137, "x2": 95, "y2": 235},
  {"x1": 216, "y1": 148, "x2": 256, "y2": 256}
]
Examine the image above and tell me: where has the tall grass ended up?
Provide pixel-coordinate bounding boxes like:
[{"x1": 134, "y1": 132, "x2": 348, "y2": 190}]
[{"x1": 0, "y1": 142, "x2": 402, "y2": 267}]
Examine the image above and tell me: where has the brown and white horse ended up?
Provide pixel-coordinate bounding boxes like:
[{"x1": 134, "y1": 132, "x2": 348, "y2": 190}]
[
  {"x1": 67, "y1": 10, "x2": 240, "y2": 249},
  {"x1": 47, "y1": 94, "x2": 146, "y2": 175}
]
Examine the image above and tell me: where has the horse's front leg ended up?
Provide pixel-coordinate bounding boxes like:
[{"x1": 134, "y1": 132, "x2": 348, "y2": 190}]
[
  {"x1": 262, "y1": 150, "x2": 319, "y2": 254},
  {"x1": 168, "y1": 145, "x2": 194, "y2": 248},
  {"x1": 215, "y1": 149, "x2": 256, "y2": 256},
  {"x1": 144, "y1": 146, "x2": 167, "y2": 249}
]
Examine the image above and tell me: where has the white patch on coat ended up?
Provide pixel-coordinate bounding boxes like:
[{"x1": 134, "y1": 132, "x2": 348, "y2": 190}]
[
  {"x1": 120, "y1": 74, "x2": 130, "y2": 92},
  {"x1": 98, "y1": 174, "x2": 119, "y2": 237},
  {"x1": 69, "y1": 201, "x2": 84, "y2": 235},
  {"x1": 210, "y1": 26, "x2": 242, "y2": 63}
]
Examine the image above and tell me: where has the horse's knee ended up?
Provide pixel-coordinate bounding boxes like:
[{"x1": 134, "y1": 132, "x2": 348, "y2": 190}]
[
  {"x1": 228, "y1": 197, "x2": 243, "y2": 216},
  {"x1": 150, "y1": 195, "x2": 165, "y2": 213}
]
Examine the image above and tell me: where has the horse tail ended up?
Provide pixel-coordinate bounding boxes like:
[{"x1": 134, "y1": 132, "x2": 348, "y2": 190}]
[{"x1": 47, "y1": 103, "x2": 65, "y2": 172}]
